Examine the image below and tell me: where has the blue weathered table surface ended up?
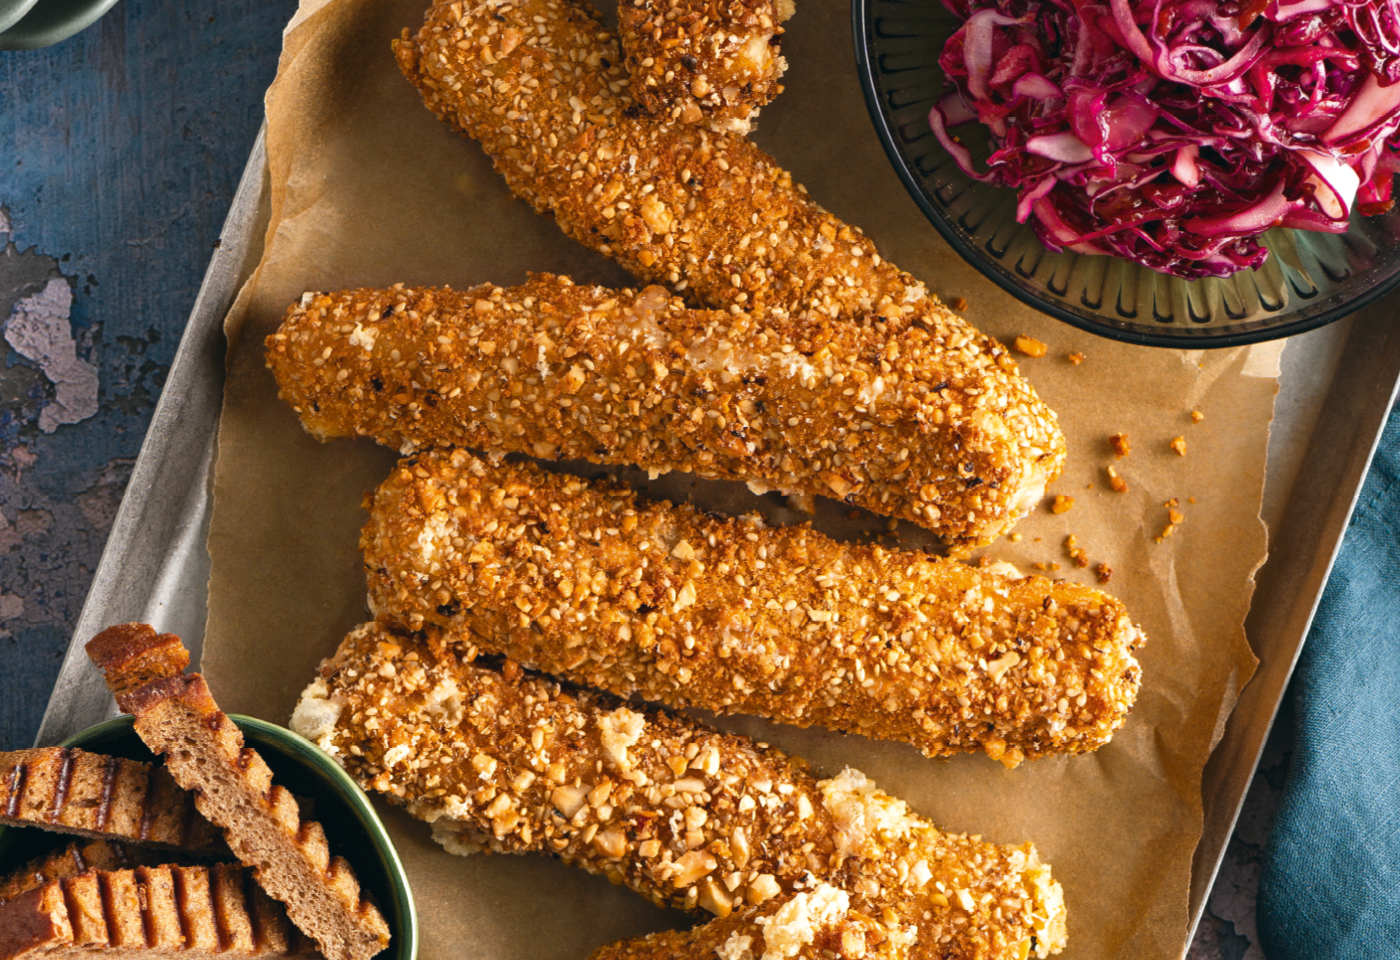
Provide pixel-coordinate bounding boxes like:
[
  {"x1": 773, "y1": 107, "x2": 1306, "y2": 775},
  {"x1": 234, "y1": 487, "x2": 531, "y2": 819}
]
[
  {"x1": 0, "y1": 3, "x2": 1288, "y2": 957},
  {"x1": 0, "y1": 0, "x2": 297, "y2": 742}
]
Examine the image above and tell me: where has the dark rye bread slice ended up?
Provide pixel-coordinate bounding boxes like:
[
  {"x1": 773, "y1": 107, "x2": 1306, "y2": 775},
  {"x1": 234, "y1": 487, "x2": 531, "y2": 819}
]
[
  {"x1": 0, "y1": 747, "x2": 224, "y2": 855},
  {"x1": 0, "y1": 863, "x2": 320, "y2": 959},
  {"x1": 0, "y1": 839, "x2": 143, "y2": 905},
  {"x1": 86, "y1": 624, "x2": 390, "y2": 960}
]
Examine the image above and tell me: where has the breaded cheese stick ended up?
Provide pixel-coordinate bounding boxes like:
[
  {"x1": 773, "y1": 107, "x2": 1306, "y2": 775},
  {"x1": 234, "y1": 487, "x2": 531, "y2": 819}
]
[
  {"x1": 589, "y1": 882, "x2": 912, "y2": 960},
  {"x1": 394, "y1": 0, "x2": 959, "y2": 327},
  {"x1": 268, "y1": 276, "x2": 1063, "y2": 546},
  {"x1": 618, "y1": 0, "x2": 791, "y2": 130},
  {"x1": 363, "y1": 450, "x2": 1144, "y2": 766},
  {"x1": 291, "y1": 622, "x2": 1068, "y2": 959}
]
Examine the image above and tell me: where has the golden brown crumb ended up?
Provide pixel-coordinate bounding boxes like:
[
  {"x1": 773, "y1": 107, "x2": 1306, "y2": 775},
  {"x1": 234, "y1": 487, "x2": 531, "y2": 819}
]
[
  {"x1": 1109, "y1": 433, "x2": 1130, "y2": 458},
  {"x1": 1171, "y1": 436, "x2": 1187, "y2": 457},
  {"x1": 1095, "y1": 563, "x2": 1112, "y2": 584},
  {"x1": 1009, "y1": 532, "x2": 1023, "y2": 542},
  {"x1": 1106, "y1": 466, "x2": 1128, "y2": 494},
  {"x1": 1155, "y1": 504, "x2": 1185, "y2": 543},
  {"x1": 1067, "y1": 353, "x2": 1085, "y2": 365},
  {"x1": 1190, "y1": 410, "x2": 1204, "y2": 423},
  {"x1": 1064, "y1": 535, "x2": 1088, "y2": 568},
  {"x1": 949, "y1": 296, "x2": 968, "y2": 311},
  {"x1": 1050, "y1": 495, "x2": 1074, "y2": 514},
  {"x1": 1013, "y1": 336, "x2": 1047, "y2": 358}
]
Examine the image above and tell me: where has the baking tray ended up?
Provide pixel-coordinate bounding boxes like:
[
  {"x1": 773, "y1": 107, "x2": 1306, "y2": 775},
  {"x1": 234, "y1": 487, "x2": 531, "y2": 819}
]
[{"x1": 31, "y1": 118, "x2": 1400, "y2": 956}]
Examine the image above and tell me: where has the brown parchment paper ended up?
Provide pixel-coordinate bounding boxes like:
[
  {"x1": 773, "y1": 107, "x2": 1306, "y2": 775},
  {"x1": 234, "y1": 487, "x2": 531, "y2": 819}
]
[{"x1": 201, "y1": 0, "x2": 1280, "y2": 955}]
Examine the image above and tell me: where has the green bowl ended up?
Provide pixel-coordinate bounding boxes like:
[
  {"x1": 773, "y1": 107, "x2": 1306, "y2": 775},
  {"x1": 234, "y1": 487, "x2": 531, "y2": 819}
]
[
  {"x1": 0, "y1": 0, "x2": 120, "y2": 50},
  {"x1": 0, "y1": 715, "x2": 417, "y2": 960}
]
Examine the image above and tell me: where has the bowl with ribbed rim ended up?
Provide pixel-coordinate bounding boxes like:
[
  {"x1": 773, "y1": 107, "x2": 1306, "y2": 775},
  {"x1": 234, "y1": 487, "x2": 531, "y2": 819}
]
[
  {"x1": 0, "y1": 714, "x2": 417, "y2": 960},
  {"x1": 851, "y1": 0, "x2": 1400, "y2": 347}
]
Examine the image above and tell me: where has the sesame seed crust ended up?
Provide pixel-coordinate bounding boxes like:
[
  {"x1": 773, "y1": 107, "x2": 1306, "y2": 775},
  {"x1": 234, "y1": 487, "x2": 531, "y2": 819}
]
[
  {"x1": 362, "y1": 450, "x2": 1144, "y2": 766},
  {"x1": 293, "y1": 622, "x2": 1068, "y2": 959},
  {"x1": 617, "y1": 0, "x2": 790, "y2": 130},
  {"x1": 267, "y1": 276, "x2": 1064, "y2": 547}
]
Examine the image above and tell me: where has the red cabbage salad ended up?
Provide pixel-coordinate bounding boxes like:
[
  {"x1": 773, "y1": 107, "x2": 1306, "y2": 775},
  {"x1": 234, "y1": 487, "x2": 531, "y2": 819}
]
[{"x1": 929, "y1": 0, "x2": 1400, "y2": 278}]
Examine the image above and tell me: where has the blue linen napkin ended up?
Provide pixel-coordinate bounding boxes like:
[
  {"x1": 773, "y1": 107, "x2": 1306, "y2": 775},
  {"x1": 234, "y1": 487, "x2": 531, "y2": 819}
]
[{"x1": 1257, "y1": 401, "x2": 1400, "y2": 960}]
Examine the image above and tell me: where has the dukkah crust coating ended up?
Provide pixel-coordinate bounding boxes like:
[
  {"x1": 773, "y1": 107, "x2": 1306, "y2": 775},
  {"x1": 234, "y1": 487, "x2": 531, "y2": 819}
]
[
  {"x1": 292, "y1": 622, "x2": 1068, "y2": 960},
  {"x1": 84, "y1": 625, "x2": 391, "y2": 960},
  {"x1": 0, "y1": 864, "x2": 318, "y2": 959},
  {"x1": 0, "y1": 747, "x2": 224, "y2": 855},
  {"x1": 363, "y1": 450, "x2": 1144, "y2": 766},
  {"x1": 268, "y1": 277, "x2": 1063, "y2": 546},
  {"x1": 588, "y1": 882, "x2": 911, "y2": 960},
  {"x1": 618, "y1": 0, "x2": 791, "y2": 130},
  {"x1": 394, "y1": 0, "x2": 987, "y2": 330}
]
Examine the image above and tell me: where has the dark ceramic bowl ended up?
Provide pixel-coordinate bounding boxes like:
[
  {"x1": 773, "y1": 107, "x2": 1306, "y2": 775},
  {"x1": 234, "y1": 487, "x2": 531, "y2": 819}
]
[
  {"x1": 0, "y1": 714, "x2": 417, "y2": 960},
  {"x1": 852, "y1": 0, "x2": 1400, "y2": 347},
  {"x1": 0, "y1": 0, "x2": 120, "y2": 50}
]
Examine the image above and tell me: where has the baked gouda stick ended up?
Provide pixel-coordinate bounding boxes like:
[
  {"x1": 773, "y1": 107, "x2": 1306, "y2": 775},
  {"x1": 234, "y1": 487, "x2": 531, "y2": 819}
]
[
  {"x1": 268, "y1": 276, "x2": 1063, "y2": 547},
  {"x1": 292, "y1": 622, "x2": 1068, "y2": 959},
  {"x1": 393, "y1": 0, "x2": 1009, "y2": 335},
  {"x1": 589, "y1": 882, "x2": 913, "y2": 960},
  {"x1": 618, "y1": 0, "x2": 791, "y2": 130},
  {"x1": 362, "y1": 450, "x2": 1144, "y2": 767}
]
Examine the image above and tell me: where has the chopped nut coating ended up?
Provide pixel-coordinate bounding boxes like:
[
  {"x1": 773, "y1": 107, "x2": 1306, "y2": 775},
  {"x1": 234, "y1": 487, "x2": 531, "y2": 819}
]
[
  {"x1": 619, "y1": 0, "x2": 790, "y2": 130},
  {"x1": 589, "y1": 882, "x2": 913, "y2": 960},
  {"x1": 268, "y1": 276, "x2": 1064, "y2": 546},
  {"x1": 363, "y1": 451, "x2": 1144, "y2": 765},
  {"x1": 293, "y1": 623, "x2": 1068, "y2": 959}
]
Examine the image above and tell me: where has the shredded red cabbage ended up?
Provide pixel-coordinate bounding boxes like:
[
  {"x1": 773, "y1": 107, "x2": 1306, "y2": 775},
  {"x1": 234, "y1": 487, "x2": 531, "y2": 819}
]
[{"x1": 930, "y1": 0, "x2": 1400, "y2": 278}]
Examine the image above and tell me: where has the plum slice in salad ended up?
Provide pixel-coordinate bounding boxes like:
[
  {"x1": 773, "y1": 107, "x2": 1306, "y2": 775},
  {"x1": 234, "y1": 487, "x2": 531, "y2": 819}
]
[{"x1": 930, "y1": 0, "x2": 1400, "y2": 279}]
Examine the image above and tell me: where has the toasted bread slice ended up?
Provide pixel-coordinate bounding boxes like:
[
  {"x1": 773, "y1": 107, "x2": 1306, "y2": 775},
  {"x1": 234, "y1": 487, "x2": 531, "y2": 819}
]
[
  {"x1": 0, "y1": 863, "x2": 319, "y2": 959},
  {"x1": 0, "y1": 747, "x2": 224, "y2": 855},
  {"x1": 0, "y1": 839, "x2": 141, "y2": 905},
  {"x1": 86, "y1": 623, "x2": 390, "y2": 960}
]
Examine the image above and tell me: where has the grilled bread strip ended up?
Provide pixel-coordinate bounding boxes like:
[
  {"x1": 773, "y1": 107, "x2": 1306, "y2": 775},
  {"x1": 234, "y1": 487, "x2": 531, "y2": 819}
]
[
  {"x1": 363, "y1": 450, "x2": 1144, "y2": 766},
  {"x1": 0, "y1": 840, "x2": 143, "y2": 905},
  {"x1": 618, "y1": 0, "x2": 790, "y2": 130},
  {"x1": 85, "y1": 623, "x2": 391, "y2": 960},
  {"x1": 292, "y1": 622, "x2": 1068, "y2": 959},
  {"x1": 0, "y1": 864, "x2": 319, "y2": 959},
  {"x1": 0, "y1": 748, "x2": 224, "y2": 855},
  {"x1": 589, "y1": 881, "x2": 913, "y2": 960},
  {"x1": 269, "y1": 277, "x2": 1061, "y2": 546}
]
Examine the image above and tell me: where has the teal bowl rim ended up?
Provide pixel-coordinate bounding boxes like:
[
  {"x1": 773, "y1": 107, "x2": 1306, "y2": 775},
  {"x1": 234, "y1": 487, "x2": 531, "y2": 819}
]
[
  {"x1": 0, "y1": 714, "x2": 417, "y2": 960},
  {"x1": 0, "y1": 0, "x2": 46, "y2": 40},
  {"x1": 0, "y1": 0, "x2": 120, "y2": 51}
]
